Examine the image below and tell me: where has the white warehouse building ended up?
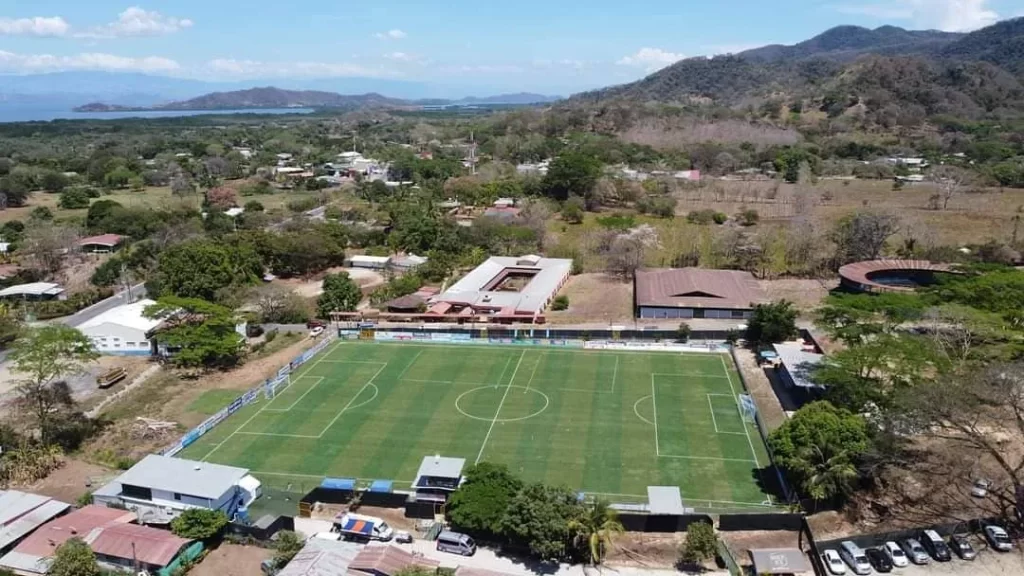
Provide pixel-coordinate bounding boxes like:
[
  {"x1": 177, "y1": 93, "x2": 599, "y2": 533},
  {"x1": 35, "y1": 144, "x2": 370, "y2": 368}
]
[{"x1": 78, "y1": 299, "x2": 163, "y2": 356}]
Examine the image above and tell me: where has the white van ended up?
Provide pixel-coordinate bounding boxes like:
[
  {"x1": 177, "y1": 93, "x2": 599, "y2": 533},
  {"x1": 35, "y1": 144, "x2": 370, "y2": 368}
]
[
  {"x1": 335, "y1": 513, "x2": 394, "y2": 541},
  {"x1": 839, "y1": 541, "x2": 872, "y2": 575},
  {"x1": 436, "y1": 531, "x2": 477, "y2": 556}
]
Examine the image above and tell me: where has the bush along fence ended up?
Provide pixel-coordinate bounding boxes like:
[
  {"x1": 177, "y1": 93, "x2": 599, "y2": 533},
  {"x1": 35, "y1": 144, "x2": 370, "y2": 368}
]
[{"x1": 161, "y1": 335, "x2": 336, "y2": 457}]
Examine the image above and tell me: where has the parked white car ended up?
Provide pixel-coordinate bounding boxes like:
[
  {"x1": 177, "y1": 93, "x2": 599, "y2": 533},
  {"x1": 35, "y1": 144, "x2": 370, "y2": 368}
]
[
  {"x1": 883, "y1": 541, "x2": 909, "y2": 567},
  {"x1": 984, "y1": 525, "x2": 1013, "y2": 552},
  {"x1": 823, "y1": 549, "x2": 847, "y2": 575}
]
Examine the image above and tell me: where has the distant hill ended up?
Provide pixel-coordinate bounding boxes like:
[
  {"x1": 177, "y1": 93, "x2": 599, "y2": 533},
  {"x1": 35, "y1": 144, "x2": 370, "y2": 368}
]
[
  {"x1": 571, "y1": 18, "x2": 1024, "y2": 124},
  {"x1": 73, "y1": 87, "x2": 560, "y2": 113},
  {"x1": 738, "y1": 25, "x2": 962, "y2": 62}
]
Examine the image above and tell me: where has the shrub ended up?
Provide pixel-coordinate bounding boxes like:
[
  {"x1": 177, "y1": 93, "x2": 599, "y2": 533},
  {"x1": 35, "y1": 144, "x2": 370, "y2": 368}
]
[
  {"x1": 680, "y1": 521, "x2": 718, "y2": 564},
  {"x1": 170, "y1": 509, "x2": 229, "y2": 540},
  {"x1": 736, "y1": 208, "x2": 759, "y2": 226},
  {"x1": 686, "y1": 209, "x2": 727, "y2": 225},
  {"x1": 58, "y1": 188, "x2": 92, "y2": 209},
  {"x1": 676, "y1": 322, "x2": 691, "y2": 343},
  {"x1": 287, "y1": 197, "x2": 319, "y2": 213},
  {"x1": 560, "y1": 196, "x2": 585, "y2": 224},
  {"x1": 712, "y1": 211, "x2": 728, "y2": 225},
  {"x1": 551, "y1": 295, "x2": 569, "y2": 311},
  {"x1": 265, "y1": 329, "x2": 278, "y2": 343}
]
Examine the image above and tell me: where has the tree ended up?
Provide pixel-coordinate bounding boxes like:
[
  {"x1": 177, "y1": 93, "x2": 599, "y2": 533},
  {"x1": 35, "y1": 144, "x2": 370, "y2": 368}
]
[
  {"x1": 103, "y1": 166, "x2": 134, "y2": 189},
  {"x1": 745, "y1": 301, "x2": 798, "y2": 347},
  {"x1": 606, "y1": 224, "x2": 659, "y2": 280},
  {"x1": 542, "y1": 153, "x2": 602, "y2": 202},
  {"x1": 568, "y1": 500, "x2": 623, "y2": 565},
  {"x1": 22, "y1": 222, "x2": 79, "y2": 276},
  {"x1": 736, "y1": 207, "x2": 760, "y2": 227},
  {"x1": 171, "y1": 174, "x2": 196, "y2": 197},
  {"x1": 57, "y1": 188, "x2": 91, "y2": 209},
  {"x1": 40, "y1": 171, "x2": 69, "y2": 194},
  {"x1": 317, "y1": 272, "x2": 363, "y2": 317},
  {"x1": 680, "y1": 521, "x2": 717, "y2": 565},
  {"x1": 272, "y1": 530, "x2": 304, "y2": 568},
  {"x1": 206, "y1": 186, "x2": 238, "y2": 210},
  {"x1": 9, "y1": 326, "x2": 98, "y2": 444},
  {"x1": 767, "y1": 401, "x2": 870, "y2": 502},
  {"x1": 252, "y1": 284, "x2": 309, "y2": 324},
  {"x1": 500, "y1": 483, "x2": 582, "y2": 561},
  {"x1": 0, "y1": 175, "x2": 30, "y2": 207},
  {"x1": 676, "y1": 322, "x2": 691, "y2": 343},
  {"x1": 145, "y1": 297, "x2": 245, "y2": 369},
  {"x1": 560, "y1": 196, "x2": 585, "y2": 224},
  {"x1": 931, "y1": 165, "x2": 972, "y2": 211},
  {"x1": 155, "y1": 239, "x2": 262, "y2": 301},
  {"x1": 47, "y1": 538, "x2": 99, "y2": 576},
  {"x1": 830, "y1": 212, "x2": 901, "y2": 266},
  {"x1": 244, "y1": 200, "x2": 265, "y2": 212},
  {"x1": 170, "y1": 508, "x2": 229, "y2": 540},
  {"x1": 448, "y1": 462, "x2": 524, "y2": 538}
]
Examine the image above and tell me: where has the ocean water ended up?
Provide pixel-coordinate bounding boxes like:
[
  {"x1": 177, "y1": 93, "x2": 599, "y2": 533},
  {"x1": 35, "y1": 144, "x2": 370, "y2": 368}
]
[{"x1": 0, "y1": 106, "x2": 315, "y2": 123}]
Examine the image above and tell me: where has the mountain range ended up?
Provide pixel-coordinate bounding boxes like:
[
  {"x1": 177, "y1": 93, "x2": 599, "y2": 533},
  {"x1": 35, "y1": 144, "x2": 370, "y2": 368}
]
[
  {"x1": 572, "y1": 17, "x2": 1024, "y2": 123},
  {"x1": 72, "y1": 87, "x2": 560, "y2": 113}
]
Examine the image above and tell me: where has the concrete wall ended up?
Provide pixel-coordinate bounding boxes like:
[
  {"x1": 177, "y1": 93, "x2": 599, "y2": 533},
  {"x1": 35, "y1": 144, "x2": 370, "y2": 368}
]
[
  {"x1": 81, "y1": 322, "x2": 153, "y2": 355},
  {"x1": 638, "y1": 306, "x2": 753, "y2": 320}
]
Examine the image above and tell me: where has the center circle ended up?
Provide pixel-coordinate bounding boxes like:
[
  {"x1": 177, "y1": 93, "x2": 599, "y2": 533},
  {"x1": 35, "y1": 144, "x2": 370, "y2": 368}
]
[{"x1": 455, "y1": 386, "x2": 550, "y2": 422}]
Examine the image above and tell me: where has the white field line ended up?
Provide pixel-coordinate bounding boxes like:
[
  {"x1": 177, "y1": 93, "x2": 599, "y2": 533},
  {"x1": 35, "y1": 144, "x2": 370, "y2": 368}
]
[
  {"x1": 523, "y1": 353, "x2": 542, "y2": 394},
  {"x1": 315, "y1": 363, "x2": 389, "y2": 436},
  {"x1": 611, "y1": 357, "x2": 619, "y2": 392},
  {"x1": 580, "y1": 491, "x2": 778, "y2": 508},
  {"x1": 395, "y1": 350, "x2": 424, "y2": 380},
  {"x1": 200, "y1": 339, "x2": 344, "y2": 461},
  {"x1": 237, "y1": 431, "x2": 319, "y2": 438},
  {"x1": 650, "y1": 372, "x2": 731, "y2": 379},
  {"x1": 708, "y1": 394, "x2": 720, "y2": 433},
  {"x1": 658, "y1": 454, "x2": 759, "y2": 463},
  {"x1": 356, "y1": 341, "x2": 723, "y2": 358},
  {"x1": 651, "y1": 374, "x2": 661, "y2": 456},
  {"x1": 475, "y1": 350, "x2": 526, "y2": 464},
  {"x1": 264, "y1": 376, "x2": 326, "y2": 412},
  {"x1": 404, "y1": 378, "x2": 493, "y2": 386}
]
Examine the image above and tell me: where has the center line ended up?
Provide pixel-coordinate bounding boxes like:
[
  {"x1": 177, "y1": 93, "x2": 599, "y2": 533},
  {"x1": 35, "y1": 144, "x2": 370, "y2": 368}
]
[{"x1": 476, "y1": 350, "x2": 526, "y2": 464}]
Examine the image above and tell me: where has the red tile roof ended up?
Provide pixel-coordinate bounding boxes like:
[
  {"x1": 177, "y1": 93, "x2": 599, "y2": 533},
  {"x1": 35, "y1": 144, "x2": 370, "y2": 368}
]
[
  {"x1": 78, "y1": 234, "x2": 124, "y2": 247},
  {"x1": 89, "y1": 523, "x2": 191, "y2": 567},
  {"x1": 634, "y1": 268, "x2": 767, "y2": 310},
  {"x1": 13, "y1": 506, "x2": 133, "y2": 558},
  {"x1": 838, "y1": 259, "x2": 953, "y2": 293}
]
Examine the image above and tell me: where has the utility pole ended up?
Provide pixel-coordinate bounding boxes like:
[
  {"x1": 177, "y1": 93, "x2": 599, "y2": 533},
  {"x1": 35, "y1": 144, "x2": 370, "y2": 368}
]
[
  {"x1": 120, "y1": 262, "x2": 134, "y2": 303},
  {"x1": 469, "y1": 131, "x2": 477, "y2": 176}
]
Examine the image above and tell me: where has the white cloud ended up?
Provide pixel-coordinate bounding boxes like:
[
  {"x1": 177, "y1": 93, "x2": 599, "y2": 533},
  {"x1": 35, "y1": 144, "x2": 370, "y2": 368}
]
[
  {"x1": 206, "y1": 58, "x2": 400, "y2": 79},
  {"x1": 77, "y1": 7, "x2": 193, "y2": 39},
  {"x1": 703, "y1": 44, "x2": 762, "y2": 55},
  {"x1": 0, "y1": 16, "x2": 71, "y2": 37},
  {"x1": 0, "y1": 50, "x2": 179, "y2": 72},
  {"x1": 616, "y1": 48, "x2": 684, "y2": 71},
  {"x1": 834, "y1": 0, "x2": 998, "y2": 32},
  {"x1": 384, "y1": 52, "x2": 413, "y2": 61},
  {"x1": 438, "y1": 63, "x2": 524, "y2": 74},
  {"x1": 374, "y1": 29, "x2": 406, "y2": 40}
]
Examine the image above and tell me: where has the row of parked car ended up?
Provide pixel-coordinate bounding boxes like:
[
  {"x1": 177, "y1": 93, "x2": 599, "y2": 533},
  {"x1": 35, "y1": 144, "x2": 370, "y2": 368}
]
[{"x1": 823, "y1": 525, "x2": 1014, "y2": 574}]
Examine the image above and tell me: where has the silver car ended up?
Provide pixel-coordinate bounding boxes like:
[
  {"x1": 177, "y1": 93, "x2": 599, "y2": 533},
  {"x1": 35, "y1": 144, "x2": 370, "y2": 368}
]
[
  {"x1": 984, "y1": 525, "x2": 1013, "y2": 552},
  {"x1": 900, "y1": 538, "x2": 930, "y2": 564}
]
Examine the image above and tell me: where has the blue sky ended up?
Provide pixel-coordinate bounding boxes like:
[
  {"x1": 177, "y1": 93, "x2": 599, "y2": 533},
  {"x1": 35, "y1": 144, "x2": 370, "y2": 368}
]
[{"x1": 0, "y1": 0, "x2": 1019, "y2": 96}]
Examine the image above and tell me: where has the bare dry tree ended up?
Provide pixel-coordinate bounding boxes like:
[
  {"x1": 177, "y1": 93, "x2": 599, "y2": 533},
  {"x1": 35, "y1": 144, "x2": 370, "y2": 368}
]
[{"x1": 930, "y1": 165, "x2": 973, "y2": 211}]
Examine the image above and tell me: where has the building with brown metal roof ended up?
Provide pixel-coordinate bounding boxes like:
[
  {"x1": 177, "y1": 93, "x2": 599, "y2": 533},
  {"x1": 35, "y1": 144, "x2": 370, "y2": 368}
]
[
  {"x1": 348, "y1": 545, "x2": 440, "y2": 576},
  {"x1": 633, "y1": 268, "x2": 768, "y2": 320},
  {"x1": 838, "y1": 259, "x2": 953, "y2": 293}
]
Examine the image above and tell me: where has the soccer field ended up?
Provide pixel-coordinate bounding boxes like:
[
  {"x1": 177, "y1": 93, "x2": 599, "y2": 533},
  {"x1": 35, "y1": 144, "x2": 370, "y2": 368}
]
[{"x1": 178, "y1": 340, "x2": 775, "y2": 508}]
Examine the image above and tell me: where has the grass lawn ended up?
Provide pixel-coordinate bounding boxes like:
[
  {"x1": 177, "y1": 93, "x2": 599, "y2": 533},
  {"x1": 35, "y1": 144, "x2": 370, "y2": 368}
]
[
  {"x1": 188, "y1": 389, "x2": 248, "y2": 416},
  {"x1": 178, "y1": 341, "x2": 776, "y2": 509}
]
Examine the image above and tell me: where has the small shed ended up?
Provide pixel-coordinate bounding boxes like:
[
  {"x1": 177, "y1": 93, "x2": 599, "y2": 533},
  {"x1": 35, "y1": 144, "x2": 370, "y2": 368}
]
[
  {"x1": 349, "y1": 255, "x2": 391, "y2": 270},
  {"x1": 412, "y1": 455, "x2": 464, "y2": 503},
  {"x1": 78, "y1": 234, "x2": 124, "y2": 254},
  {"x1": 647, "y1": 486, "x2": 686, "y2": 515},
  {"x1": 748, "y1": 548, "x2": 812, "y2": 575},
  {"x1": 0, "y1": 282, "x2": 65, "y2": 301},
  {"x1": 385, "y1": 294, "x2": 426, "y2": 313}
]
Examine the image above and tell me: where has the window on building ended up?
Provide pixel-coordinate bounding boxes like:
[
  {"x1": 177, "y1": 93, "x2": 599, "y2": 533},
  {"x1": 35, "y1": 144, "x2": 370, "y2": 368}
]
[
  {"x1": 174, "y1": 493, "x2": 182, "y2": 501},
  {"x1": 126, "y1": 342, "x2": 136, "y2": 347}
]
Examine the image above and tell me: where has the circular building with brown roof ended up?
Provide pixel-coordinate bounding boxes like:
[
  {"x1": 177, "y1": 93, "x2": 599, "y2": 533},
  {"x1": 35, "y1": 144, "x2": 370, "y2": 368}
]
[{"x1": 838, "y1": 259, "x2": 954, "y2": 293}]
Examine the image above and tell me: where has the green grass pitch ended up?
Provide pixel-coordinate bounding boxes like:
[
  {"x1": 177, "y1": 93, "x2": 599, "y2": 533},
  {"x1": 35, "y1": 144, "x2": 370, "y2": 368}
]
[{"x1": 178, "y1": 340, "x2": 775, "y2": 508}]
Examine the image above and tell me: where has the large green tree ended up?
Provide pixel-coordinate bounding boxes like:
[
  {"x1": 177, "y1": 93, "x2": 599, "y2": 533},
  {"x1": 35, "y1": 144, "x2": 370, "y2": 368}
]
[
  {"x1": 500, "y1": 483, "x2": 583, "y2": 561},
  {"x1": 145, "y1": 297, "x2": 245, "y2": 369},
  {"x1": 317, "y1": 272, "x2": 363, "y2": 317},
  {"x1": 155, "y1": 238, "x2": 262, "y2": 301},
  {"x1": 47, "y1": 538, "x2": 99, "y2": 576},
  {"x1": 767, "y1": 401, "x2": 870, "y2": 502},
  {"x1": 744, "y1": 300, "x2": 798, "y2": 347},
  {"x1": 542, "y1": 153, "x2": 602, "y2": 203},
  {"x1": 9, "y1": 326, "x2": 98, "y2": 444},
  {"x1": 447, "y1": 462, "x2": 524, "y2": 538}
]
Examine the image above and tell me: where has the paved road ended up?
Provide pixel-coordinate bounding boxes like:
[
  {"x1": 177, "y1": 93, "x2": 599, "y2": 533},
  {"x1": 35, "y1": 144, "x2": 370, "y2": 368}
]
[{"x1": 58, "y1": 283, "x2": 147, "y2": 327}]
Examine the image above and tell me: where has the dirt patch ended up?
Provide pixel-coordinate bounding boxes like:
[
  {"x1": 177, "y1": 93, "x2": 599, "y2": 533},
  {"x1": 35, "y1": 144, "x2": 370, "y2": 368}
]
[
  {"x1": 276, "y1": 267, "x2": 385, "y2": 298},
  {"x1": 758, "y1": 278, "x2": 836, "y2": 316},
  {"x1": 24, "y1": 457, "x2": 116, "y2": 504},
  {"x1": 191, "y1": 543, "x2": 271, "y2": 576},
  {"x1": 607, "y1": 532, "x2": 684, "y2": 569},
  {"x1": 547, "y1": 273, "x2": 634, "y2": 324},
  {"x1": 733, "y1": 347, "x2": 788, "y2": 431}
]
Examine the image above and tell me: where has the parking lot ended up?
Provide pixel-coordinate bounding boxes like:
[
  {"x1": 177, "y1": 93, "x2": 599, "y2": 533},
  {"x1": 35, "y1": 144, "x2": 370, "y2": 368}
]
[{"x1": 824, "y1": 534, "x2": 1024, "y2": 576}]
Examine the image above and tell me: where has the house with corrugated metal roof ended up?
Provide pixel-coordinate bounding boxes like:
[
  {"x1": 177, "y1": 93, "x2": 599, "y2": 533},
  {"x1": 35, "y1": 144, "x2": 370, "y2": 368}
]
[{"x1": 0, "y1": 491, "x2": 70, "y2": 555}]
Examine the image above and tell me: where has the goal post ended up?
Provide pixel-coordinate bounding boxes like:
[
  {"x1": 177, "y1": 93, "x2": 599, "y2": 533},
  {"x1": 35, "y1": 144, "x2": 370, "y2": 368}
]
[{"x1": 738, "y1": 393, "x2": 757, "y2": 422}]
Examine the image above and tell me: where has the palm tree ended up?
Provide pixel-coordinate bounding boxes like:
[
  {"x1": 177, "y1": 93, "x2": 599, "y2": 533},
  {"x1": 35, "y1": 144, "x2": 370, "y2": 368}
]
[
  {"x1": 799, "y1": 444, "x2": 858, "y2": 507},
  {"x1": 568, "y1": 499, "x2": 624, "y2": 565}
]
